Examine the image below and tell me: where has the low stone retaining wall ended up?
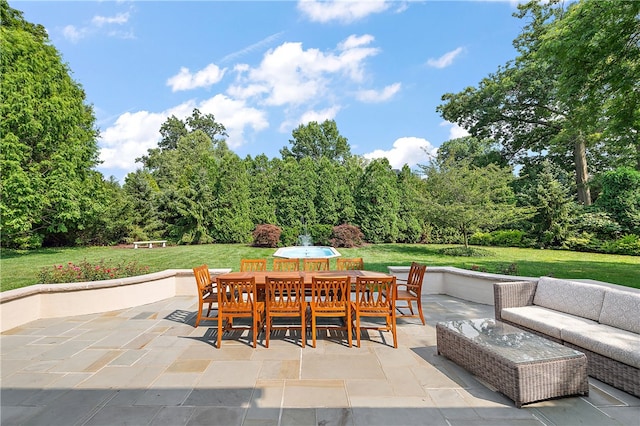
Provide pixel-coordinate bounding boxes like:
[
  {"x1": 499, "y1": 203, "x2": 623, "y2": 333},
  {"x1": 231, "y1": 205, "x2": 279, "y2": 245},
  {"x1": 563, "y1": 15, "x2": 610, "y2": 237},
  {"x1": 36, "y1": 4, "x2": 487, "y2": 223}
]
[
  {"x1": 2, "y1": 266, "x2": 631, "y2": 333},
  {"x1": 0, "y1": 268, "x2": 230, "y2": 332}
]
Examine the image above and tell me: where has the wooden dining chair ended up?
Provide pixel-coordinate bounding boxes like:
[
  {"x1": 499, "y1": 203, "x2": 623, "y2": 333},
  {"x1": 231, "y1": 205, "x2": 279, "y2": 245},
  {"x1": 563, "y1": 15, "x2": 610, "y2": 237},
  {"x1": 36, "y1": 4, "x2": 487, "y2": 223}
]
[
  {"x1": 303, "y1": 258, "x2": 330, "y2": 271},
  {"x1": 264, "y1": 275, "x2": 307, "y2": 348},
  {"x1": 192, "y1": 264, "x2": 219, "y2": 327},
  {"x1": 309, "y1": 275, "x2": 352, "y2": 348},
  {"x1": 240, "y1": 258, "x2": 267, "y2": 272},
  {"x1": 352, "y1": 276, "x2": 397, "y2": 348},
  {"x1": 273, "y1": 258, "x2": 300, "y2": 272},
  {"x1": 336, "y1": 257, "x2": 364, "y2": 271},
  {"x1": 216, "y1": 276, "x2": 265, "y2": 348},
  {"x1": 395, "y1": 262, "x2": 427, "y2": 325}
]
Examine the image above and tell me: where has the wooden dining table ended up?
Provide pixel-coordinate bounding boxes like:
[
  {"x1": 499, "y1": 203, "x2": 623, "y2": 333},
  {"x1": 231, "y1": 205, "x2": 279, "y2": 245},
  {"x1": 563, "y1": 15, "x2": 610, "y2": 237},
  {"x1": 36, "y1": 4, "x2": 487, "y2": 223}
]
[{"x1": 216, "y1": 269, "x2": 393, "y2": 288}]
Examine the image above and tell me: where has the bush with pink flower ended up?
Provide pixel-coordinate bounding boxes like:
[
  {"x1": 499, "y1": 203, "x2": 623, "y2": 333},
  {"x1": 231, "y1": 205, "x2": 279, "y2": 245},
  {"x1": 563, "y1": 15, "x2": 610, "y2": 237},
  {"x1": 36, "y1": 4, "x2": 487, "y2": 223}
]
[{"x1": 38, "y1": 259, "x2": 150, "y2": 284}]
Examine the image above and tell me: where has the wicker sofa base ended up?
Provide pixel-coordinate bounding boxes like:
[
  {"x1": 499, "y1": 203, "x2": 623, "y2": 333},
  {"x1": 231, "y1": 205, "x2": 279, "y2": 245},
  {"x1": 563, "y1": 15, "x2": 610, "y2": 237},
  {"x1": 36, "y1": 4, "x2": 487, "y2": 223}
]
[{"x1": 436, "y1": 322, "x2": 589, "y2": 408}]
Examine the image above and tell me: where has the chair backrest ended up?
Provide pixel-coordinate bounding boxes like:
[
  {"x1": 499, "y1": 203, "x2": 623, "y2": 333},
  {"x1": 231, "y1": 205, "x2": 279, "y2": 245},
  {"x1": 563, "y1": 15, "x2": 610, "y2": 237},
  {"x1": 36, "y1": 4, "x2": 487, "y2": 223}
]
[
  {"x1": 240, "y1": 258, "x2": 267, "y2": 272},
  {"x1": 354, "y1": 276, "x2": 396, "y2": 311},
  {"x1": 406, "y1": 262, "x2": 427, "y2": 294},
  {"x1": 311, "y1": 276, "x2": 351, "y2": 309},
  {"x1": 265, "y1": 276, "x2": 305, "y2": 312},
  {"x1": 336, "y1": 257, "x2": 364, "y2": 271},
  {"x1": 193, "y1": 264, "x2": 214, "y2": 299},
  {"x1": 216, "y1": 276, "x2": 258, "y2": 314},
  {"x1": 303, "y1": 258, "x2": 330, "y2": 271},
  {"x1": 273, "y1": 258, "x2": 300, "y2": 272}
]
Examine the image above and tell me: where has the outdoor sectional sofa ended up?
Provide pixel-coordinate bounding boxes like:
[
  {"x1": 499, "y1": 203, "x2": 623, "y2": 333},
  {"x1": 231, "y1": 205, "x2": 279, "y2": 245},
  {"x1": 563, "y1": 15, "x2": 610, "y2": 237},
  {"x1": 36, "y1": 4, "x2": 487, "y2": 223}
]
[{"x1": 494, "y1": 277, "x2": 640, "y2": 398}]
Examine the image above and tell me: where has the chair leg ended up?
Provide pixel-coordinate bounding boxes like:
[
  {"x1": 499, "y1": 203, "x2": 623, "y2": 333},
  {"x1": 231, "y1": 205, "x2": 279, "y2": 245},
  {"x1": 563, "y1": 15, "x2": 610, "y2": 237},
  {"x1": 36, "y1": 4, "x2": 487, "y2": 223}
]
[
  {"x1": 252, "y1": 316, "x2": 257, "y2": 348},
  {"x1": 346, "y1": 310, "x2": 352, "y2": 348},
  {"x1": 196, "y1": 303, "x2": 203, "y2": 328},
  {"x1": 416, "y1": 298, "x2": 425, "y2": 325},
  {"x1": 356, "y1": 314, "x2": 361, "y2": 348},
  {"x1": 300, "y1": 308, "x2": 306, "y2": 348},
  {"x1": 217, "y1": 315, "x2": 223, "y2": 348},
  {"x1": 311, "y1": 312, "x2": 317, "y2": 348},
  {"x1": 265, "y1": 316, "x2": 271, "y2": 348}
]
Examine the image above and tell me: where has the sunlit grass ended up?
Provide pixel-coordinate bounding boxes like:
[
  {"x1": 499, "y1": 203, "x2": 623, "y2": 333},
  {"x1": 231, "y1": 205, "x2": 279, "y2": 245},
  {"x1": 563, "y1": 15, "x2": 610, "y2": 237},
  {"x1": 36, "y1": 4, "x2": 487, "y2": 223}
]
[{"x1": 2, "y1": 243, "x2": 638, "y2": 292}]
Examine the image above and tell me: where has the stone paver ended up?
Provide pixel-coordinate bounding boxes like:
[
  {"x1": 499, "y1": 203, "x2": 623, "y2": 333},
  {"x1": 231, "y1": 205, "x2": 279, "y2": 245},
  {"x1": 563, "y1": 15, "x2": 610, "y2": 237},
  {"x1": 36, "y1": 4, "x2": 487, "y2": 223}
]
[{"x1": 1, "y1": 294, "x2": 638, "y2": 426}]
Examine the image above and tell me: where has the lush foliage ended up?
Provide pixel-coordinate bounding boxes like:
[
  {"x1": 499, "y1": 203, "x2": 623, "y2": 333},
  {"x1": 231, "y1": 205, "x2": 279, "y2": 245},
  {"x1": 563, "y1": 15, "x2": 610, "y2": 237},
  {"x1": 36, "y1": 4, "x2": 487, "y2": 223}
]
[
  {"x1": 2, "y1": 2, "x2": 638, "y2": 259},
  {"x1": 37, "y1": 259, "x2": 150, "y2": 284},
  {"x1": 0, "y1": 1, "x2": 102, "y2": 248}
]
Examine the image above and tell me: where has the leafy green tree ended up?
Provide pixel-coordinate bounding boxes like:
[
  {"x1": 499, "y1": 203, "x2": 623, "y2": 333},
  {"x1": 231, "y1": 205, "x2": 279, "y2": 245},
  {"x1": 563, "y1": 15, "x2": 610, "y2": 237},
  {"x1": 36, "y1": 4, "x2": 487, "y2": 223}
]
[
  {"x1": 123, "y1": 170, "x2": 164, "y2": 241},
  {"x1": 421, "y1": 160, "x2": 533, "y2": 248},
  {"x1": 537, "y1": 0, "x2": 640, "y2": 170},
  {"x1": 273, "y1": 157, "x2": 317, "y2": 229},
  {"x1": 396, "y1": 165, "x2": 424, "y2": 243},
  {"x1": 157, "y1": 108, "x2": 228, "y2": 153},
  {"x1": 212, "y1": 152, "x2": 252, "y2": 243},
  {"x1": 437, "y1": 136, "x2": 508, "y2": 168},
  {"x1": 1, "y1": 1, "x2": 101, "y2": 248},
  {"x1": 518, "y1": 160, "x2": 575, "y2": 247},
  {"x1": 314, "y1": 158, "x2": 341, "y2": 225},
  {"x1": 436, "y1": 0, "x2": 640, "y2": 205},
  {"x1": 280, "y1": 119, "x2": 351, "y2": 163},
  {"x1": 594, "y1": 167, "x2": 640, "y2": 235},
  {"x1": 245, "y1": 154, "x2": 277, "y2": 226},
  {"x1": 355, "y1": 158, "x2": 400, "y2": 243}
]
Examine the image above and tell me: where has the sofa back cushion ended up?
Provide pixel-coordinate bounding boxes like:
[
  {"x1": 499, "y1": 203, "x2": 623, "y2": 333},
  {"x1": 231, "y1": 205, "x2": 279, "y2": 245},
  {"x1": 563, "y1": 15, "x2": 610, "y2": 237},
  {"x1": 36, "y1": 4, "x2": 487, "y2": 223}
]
[
  {"x1": 599, "y1": 289, "x2": 640, "y2": 334},
  {"x1": 533, "y1": 277, "x2": 606, "y2": 321}
]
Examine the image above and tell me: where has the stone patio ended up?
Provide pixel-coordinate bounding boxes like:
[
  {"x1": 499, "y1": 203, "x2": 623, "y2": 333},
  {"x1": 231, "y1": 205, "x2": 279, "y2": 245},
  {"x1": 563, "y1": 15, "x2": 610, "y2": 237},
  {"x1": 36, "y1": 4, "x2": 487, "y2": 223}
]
[{"x1": 2, "y1": 294, "x2": 638, "y2": 425}]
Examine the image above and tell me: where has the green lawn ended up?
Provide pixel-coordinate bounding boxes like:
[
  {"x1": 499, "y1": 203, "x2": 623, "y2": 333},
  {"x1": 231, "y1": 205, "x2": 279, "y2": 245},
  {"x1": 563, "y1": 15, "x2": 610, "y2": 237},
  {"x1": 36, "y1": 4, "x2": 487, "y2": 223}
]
[{"x1": 1, "y1": 243, "x2": 638, "y2": 292}]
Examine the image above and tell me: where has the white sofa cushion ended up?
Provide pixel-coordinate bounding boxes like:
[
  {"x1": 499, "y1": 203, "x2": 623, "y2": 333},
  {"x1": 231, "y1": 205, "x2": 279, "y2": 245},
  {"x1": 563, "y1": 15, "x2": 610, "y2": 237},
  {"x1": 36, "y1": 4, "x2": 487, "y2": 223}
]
[
  {"x1": 501, "y1": 306, "x2": 598, "y2": 340},
  {"x1": 599, "y1": 289, "x2": 640, "y2": 334},
  {"x1": 533, "y1": 277, "x2": 606, "y2": 321},
  {"x1": 561, "y1": 324, "x2": 640, "y2": 369}
]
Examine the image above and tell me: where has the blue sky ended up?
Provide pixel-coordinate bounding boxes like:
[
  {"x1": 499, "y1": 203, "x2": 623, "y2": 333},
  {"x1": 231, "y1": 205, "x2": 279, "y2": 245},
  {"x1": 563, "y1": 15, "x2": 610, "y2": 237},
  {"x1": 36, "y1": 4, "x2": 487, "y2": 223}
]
[{"x1": 16, "y1": 1, "x2": 524, "y2": 181}]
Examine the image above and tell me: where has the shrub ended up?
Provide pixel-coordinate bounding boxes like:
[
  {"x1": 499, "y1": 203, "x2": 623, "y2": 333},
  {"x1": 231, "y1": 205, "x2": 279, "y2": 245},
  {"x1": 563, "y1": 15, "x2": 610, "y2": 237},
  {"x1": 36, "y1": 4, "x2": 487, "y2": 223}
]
[
  {"x1": 252, "y1": 224, "x2": 282, "y2": 248},
  {"x1": 330, "y1": 224, "x2": 364, "y2": 248},
  {"x1": 38, "y1": 259, "x2": 150, "y2": 284},
  {"x1": 279, "y1": 226, "x2": 300, "y2": 247},
  {"x1": 309, "y1": 224, "x2": 333, "y2": 246},
  {"x1": 469, "y1": 230, "x2": 525, "y2": 247},
  {"x1": 600, "y1": 234, "x2": 640, "y2": 256},
  {"x1": 437, "y1": 246, "x2": 493, "y2": 257},
  {"x1": 469, "y1": 232, "x2": 492, "y2": 246}
]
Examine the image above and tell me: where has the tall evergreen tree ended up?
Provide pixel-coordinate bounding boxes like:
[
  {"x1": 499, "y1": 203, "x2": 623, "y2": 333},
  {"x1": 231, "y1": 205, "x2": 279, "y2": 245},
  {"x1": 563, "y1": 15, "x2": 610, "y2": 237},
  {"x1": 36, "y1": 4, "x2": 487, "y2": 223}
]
[{"x1": 1, "y1": 1, "x2": 101, "y2": 248}]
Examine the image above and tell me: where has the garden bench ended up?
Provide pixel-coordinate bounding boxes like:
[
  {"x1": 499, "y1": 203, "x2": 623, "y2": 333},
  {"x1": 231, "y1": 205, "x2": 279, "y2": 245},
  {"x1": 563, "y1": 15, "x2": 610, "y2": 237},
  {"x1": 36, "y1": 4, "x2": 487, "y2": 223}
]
[{"x1": 133, "y1": 240, "x2": 167, "y2": 249}]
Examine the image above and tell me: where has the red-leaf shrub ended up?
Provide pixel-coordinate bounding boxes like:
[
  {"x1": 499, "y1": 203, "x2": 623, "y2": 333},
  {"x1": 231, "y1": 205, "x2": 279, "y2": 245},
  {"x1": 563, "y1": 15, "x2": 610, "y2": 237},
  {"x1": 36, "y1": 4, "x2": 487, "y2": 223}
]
[
  {"x1": 330, "y1": 224, "x2": 364, "y2": 248},
  {"x1": 252, "y1": 224, "x2": 282, "y2": 248}
]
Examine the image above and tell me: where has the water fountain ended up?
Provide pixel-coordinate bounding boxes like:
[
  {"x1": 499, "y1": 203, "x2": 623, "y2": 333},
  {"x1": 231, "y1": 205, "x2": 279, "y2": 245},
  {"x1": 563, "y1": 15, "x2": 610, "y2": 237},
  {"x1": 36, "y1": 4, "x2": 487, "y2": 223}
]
[{"x1": 273, "y1": 217, "x2": 341, "y2": 259}]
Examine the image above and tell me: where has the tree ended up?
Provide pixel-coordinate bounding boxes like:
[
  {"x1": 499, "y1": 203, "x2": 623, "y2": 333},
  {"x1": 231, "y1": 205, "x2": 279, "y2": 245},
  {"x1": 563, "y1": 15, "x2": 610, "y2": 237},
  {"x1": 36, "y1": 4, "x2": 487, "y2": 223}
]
[
  {"x1": 421, "y1": 160, "x2": 533, "y2": 248},
  {"x1": 212, "y1": 152, "x2": 252, "y2": 243},
  {"x1": 396, "y1": 165, "x2": 424, "y2": 243},
  {"x1": 280, "y1": 119, "x2": 351, "y2": 163},
  {"x1": 537, "y1": 0, "x2": 640, "y2": 170},
  {"x1": 437, "y1": 0, "x2": 640, "y2": 205},
  {"x1": 1, "y1": 1, "x2": 101, "y2": 248},
  {"x1": 518, "y1": 160, "x2": 575, "y2": 247},
  {"x1": 157, "y1": 108, "x2": 228, "y2": 153},
  {"x1": 594, "y1": 167, "x2": 640, "y2": 235},
  {"x1": 437, "y1": 136, "x2": 508, "y2": 168},
  {"x1": 245, "y1": 154, "x2": 277, "y2": 226},
  {"x1": 355, "y1": 158, "x2": 400, "y2": 243}
]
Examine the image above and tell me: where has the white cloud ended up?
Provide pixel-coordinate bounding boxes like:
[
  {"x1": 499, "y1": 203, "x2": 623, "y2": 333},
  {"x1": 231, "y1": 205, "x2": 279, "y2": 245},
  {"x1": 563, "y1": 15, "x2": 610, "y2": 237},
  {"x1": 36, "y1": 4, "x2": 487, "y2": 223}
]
[
  {"x1": 356, "y1": 82, "x2": 401, "y2": 103},
  {"x1": 167, "y1": 64, "x2": 226, "y2": 92},
  {"x1": 62, "y1": 25, "x2": 87, "y2": 43},
  {"x1": 441, "y1": 121, "x2": 470, "y2": 139},
  {"x1": 228, "y1": 34, "x2": 379, "y2": 107},
  {"x1": 279, "y1": 106, "x2": 342, "y2": 133},
  {"x1": 427, "y1": 47, "x2": 465, "y2": 69},
  {"x1": 98, "y1": 96, "x2": 268, "y2": 172},
  {"x1": 92, "y1": 12, "x2": 130, "y2": 26},
  {"x1": 298, "y1": 0, "x2": 392, "y2": 24},
  {"x1": 61, "y1": 9, "x2": 134, "y2": 42},
  {"x1": 220, "y1": 32, "x2": 284, "y2": 64},
  {"x1": 364, "y1": 137, "x2": 437, "y2": 169}
]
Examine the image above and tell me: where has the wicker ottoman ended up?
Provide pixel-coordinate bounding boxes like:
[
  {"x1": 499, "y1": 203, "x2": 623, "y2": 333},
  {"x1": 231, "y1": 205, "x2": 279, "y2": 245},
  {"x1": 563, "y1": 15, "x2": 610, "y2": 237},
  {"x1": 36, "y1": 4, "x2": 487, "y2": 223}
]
[{"x1": 436, "y1": 318, "x2": 589, "y2": 408}]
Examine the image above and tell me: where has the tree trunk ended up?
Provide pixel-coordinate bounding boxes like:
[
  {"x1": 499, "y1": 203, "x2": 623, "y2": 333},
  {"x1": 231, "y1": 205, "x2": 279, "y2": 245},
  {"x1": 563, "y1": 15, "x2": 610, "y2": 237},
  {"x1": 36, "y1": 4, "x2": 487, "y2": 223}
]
[{"x1": 574, "y1": 137, "x2": 591, "y2": 205}]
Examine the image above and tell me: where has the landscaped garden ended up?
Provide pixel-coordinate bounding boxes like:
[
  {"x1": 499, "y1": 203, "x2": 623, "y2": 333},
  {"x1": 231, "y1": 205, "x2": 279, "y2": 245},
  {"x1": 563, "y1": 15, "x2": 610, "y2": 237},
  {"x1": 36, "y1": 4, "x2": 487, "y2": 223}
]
[{"x1": 2, "y1": 243, "x2": 638, "y2": 292}]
